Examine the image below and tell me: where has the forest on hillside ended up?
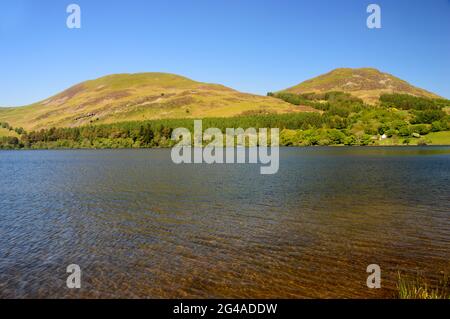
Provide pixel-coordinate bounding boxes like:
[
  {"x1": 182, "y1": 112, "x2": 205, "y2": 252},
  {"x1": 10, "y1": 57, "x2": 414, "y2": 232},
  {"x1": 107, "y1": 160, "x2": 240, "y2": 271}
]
[{"x1": 1, "y1": 93, "x2": 450, "y2": 149}]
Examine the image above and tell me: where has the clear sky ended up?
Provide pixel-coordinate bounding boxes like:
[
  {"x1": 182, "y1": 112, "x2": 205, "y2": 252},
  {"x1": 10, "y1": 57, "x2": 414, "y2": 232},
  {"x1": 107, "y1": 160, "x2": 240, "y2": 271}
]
[{"x1": 1, "y1": 0, "x2": 449, "y2": 106}]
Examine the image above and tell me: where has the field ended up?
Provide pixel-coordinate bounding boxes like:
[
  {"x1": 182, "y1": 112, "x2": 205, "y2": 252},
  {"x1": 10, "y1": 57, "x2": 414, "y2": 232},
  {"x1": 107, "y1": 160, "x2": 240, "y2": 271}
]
[
  {"x1": 377, "y1": 131, "x2": 450, "y2": 146},
  {"x1": 423, "y1": 131, "x2": 450, "y2": 145}
]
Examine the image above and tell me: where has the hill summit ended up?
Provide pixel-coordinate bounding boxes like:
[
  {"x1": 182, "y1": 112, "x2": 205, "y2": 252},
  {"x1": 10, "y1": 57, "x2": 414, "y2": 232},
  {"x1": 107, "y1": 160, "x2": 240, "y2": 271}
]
[
  {"x1": 281, "y1": 68, "x2": 441, "y2": 104},
  {"x1": 0, "y1": 73, "x2": 309, "y2": 130}
]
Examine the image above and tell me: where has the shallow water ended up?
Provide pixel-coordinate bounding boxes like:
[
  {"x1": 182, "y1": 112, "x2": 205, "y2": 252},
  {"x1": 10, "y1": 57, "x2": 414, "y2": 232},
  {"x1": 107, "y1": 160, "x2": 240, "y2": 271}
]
[{"x1": 0, "y1": 147, "x2": 449, "y2": 298}]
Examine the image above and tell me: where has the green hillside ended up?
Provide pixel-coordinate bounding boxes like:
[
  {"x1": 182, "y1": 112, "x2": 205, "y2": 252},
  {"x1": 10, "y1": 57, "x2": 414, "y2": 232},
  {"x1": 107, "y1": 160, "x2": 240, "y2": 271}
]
[
  {"x1": 281, "y1": 68, "x2": 441, "y2": 104},
  {"x1": 1, "y1": 68, "x2": 450, "y2": 149},
  {"x1": 0, "y1": 73, "x2": 314, "y2": 131}
]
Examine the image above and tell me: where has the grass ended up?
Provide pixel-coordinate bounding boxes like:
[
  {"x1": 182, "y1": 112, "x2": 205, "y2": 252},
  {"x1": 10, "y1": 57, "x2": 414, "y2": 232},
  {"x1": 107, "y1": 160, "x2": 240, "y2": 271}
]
[
  {"x1": 0, "y1": 72, "x2": 303, "y2": 131},
  {"x1": 377, "y1": 131, "x2": 450, "y2": 146},
  {"x1": 425, "y1": 131, "x2": 450, "y2": 145},
  {"x1": 444, "y1": 106, "x2": 450, "y2": 115},
  {"x1": 397, "y1": 272, "x2": 450, "y2": 299},
  {"x1": 0, "y1": 127, "x2": 19, "y2": 137}
]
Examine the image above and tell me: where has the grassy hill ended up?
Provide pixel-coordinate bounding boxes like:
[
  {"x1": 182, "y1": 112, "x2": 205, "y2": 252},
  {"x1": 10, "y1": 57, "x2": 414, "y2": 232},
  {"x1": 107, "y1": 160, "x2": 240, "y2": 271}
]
[
  {"x1": 0, "y1": 73, "x2": 315, "y2": 131},
  {"x1": 281, "y1": 68, "x2": 441, "y2": 104},
  {"x1": 2, "y1": 68, "x2": 449, "y2": 149}
]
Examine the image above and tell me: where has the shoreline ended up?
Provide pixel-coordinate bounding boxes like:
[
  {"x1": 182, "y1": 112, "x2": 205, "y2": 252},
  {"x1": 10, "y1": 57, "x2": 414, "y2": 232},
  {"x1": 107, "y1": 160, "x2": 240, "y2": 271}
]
[{"x1": 2, "y1": 144, "x2": 450, "y2": 151}]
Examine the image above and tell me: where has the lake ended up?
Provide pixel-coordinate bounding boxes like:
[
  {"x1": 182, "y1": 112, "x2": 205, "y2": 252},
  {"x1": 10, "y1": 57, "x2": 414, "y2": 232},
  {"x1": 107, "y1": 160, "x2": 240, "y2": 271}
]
[{"x1": 0, "y1": 147, "x2": 449, "y2": 298}]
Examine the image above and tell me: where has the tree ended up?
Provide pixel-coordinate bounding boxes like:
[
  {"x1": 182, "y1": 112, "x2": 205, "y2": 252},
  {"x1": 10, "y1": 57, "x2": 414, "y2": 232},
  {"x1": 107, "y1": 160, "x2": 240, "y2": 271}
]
[
  {"x1": 412, "y1": 110, "x2": 446, "y2": 124},
  {"x1": 140, "y1": 124, "x2": 154, "y2": 145}
]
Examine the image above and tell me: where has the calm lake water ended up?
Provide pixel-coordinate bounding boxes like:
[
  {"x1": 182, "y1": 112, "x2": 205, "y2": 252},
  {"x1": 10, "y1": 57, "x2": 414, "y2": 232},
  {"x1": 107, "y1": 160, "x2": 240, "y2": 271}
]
[{"x1": 0, "y1": 147, "x2": 449, "y2": 298}]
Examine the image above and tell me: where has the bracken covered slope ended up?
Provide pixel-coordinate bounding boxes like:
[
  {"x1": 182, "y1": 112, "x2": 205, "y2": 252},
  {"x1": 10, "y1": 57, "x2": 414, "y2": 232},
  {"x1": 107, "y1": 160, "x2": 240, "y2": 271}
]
[
  {"x1": 0, "y1": 73, "x2": 314, "y2": 130},
  {"x1": 281, "y1": 68, "x2": 441, "y2": 104}
]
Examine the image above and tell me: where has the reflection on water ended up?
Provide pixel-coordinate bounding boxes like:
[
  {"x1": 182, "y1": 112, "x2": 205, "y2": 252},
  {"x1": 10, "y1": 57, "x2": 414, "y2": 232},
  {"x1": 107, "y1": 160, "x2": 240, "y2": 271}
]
[{"x1": 0, "y1": 147, "x2": 449, "y2": 298}]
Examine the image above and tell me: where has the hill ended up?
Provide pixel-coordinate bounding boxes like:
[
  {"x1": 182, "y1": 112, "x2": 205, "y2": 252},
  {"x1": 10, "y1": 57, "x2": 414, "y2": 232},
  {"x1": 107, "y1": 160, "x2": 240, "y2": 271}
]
[
  {"x1": 0, "y1": 73, "x2": 314, "y2": 131},
  {"x1": 281, "y1": 68, "x2": 441, "y2": 104}
]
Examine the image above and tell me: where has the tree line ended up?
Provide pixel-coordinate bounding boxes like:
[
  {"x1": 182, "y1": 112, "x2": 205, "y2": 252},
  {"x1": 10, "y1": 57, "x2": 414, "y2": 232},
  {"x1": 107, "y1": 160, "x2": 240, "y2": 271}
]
[{"x1": 1, "y1": 92, "x2": 449, "y2": 149}]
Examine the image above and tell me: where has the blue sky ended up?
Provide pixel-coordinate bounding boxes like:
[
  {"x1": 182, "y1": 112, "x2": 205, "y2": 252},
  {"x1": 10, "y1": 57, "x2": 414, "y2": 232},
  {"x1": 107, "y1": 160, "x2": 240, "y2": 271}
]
[{"x1": 1, "y1": 0, "x2": 449, "y2": 106}]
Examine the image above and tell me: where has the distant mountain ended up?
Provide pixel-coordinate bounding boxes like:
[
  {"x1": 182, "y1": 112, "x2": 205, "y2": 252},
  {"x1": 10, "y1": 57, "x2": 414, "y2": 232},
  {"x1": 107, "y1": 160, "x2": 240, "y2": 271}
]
[
  {"x1": 280, "y1": 68, "x2": 441, "y2": 104},
  {"x1": 0, "y1": 73, "x2": 314, "y2": 130}
]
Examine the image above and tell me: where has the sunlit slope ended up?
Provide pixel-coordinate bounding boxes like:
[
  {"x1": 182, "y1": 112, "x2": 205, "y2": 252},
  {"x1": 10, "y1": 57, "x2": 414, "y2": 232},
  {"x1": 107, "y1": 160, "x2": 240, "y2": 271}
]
[
  {"x1": 0, "y1": 73, "x2": 313, "y2": 130},
  {"x1": 281, "y1": 68, "x2": 441, "y2": 104},
  {"x1": 0, "y1": 127, "x2": 19, "y2": 137}
]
